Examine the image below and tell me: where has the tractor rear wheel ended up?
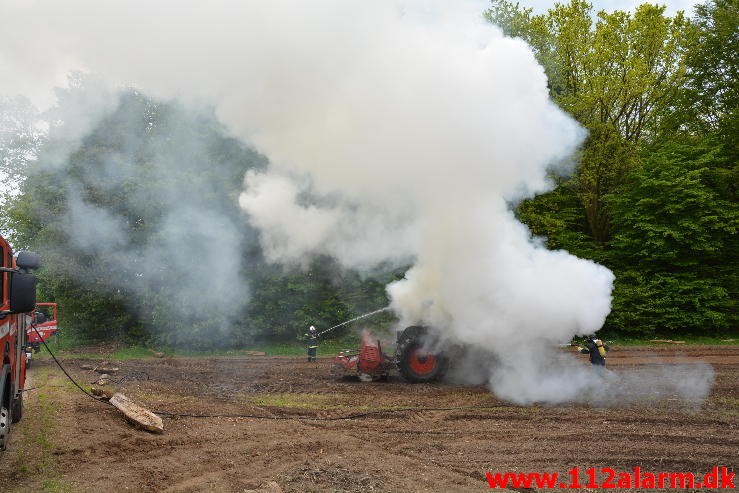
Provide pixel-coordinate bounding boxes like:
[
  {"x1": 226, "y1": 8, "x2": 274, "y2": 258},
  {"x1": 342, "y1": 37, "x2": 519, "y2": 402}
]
[{"x1": 396, "y1": 326, "x2": 446, "y2": 383}]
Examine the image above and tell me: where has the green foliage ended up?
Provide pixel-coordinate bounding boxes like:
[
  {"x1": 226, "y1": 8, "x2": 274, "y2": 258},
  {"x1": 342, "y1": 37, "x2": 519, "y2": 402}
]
[
  {"x1": 246, "y1": 255, "x2": 400, "y2": 342},
  {"x1": 500, "y1": 1, "x2": 736, "y2": 336},
  {"x1": 488, "y1": 1, "x2": 695, "y2": 139},
  {"x1": 680, "y1": 0, "x2": 739, "y2": 143},
  {"x1": 606, "y1": 138, "x2": 738, "y2": 334},
  {"x1": 575, "y1": 123, "x2": 640, "y2": 244},
  {"x1": 516, "y1": 175, "x2": 606, "y2": 262},
  {"x1": 487, "y1": 1, "x2": 696, "y2": 245}
]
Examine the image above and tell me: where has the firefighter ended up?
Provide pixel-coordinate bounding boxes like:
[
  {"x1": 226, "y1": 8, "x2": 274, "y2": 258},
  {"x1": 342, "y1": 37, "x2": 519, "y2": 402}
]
[
  {"x1": 305, "y1": 325, "x2": 319, "y2": 362},
  {"x1": 578, "y1": 335, "x2": 609, "y2": 366}
]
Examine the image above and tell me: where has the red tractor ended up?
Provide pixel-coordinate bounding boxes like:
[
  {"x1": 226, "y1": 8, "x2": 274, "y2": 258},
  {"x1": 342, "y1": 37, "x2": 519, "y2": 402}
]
[
  {"x1": 25, "y1": 302, "x2": 59, "y2": 367},
  {"x1": 332, "y1": 331, "x2": 395, "y2": 381},
  {"x1": 333, "y1": 326, "x2": 449, "y2": 383},
  {"x1": 0, "y1": 234, "x2": 39, "y2": 450}
]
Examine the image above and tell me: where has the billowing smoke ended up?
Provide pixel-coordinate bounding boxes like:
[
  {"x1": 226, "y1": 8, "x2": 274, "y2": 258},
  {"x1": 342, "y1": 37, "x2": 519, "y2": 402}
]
[
  {"x1": 0, "y1": 1, "x2": 712, "y2": 402},
  {"x1": 21, "y1": 85, "x2": 264, "y2": 346}
]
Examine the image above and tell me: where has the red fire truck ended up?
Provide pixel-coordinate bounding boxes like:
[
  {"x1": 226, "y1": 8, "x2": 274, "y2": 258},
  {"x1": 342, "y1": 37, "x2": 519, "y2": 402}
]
[
  {"x1": 26, "y1": 302, "x2": 59, "y2": 366},
  {"x1": 0, "y1": 234, "x2": 39, "y2": 451}
]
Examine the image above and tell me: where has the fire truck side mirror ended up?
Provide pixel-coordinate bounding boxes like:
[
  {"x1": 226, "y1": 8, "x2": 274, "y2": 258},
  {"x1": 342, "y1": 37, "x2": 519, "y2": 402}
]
[
  {"x1": 9, "y1": 271, "x2": 37, "y2": 314},
  {"x1": 16, "y1": 251, "x2": 40, "y2": 271}
]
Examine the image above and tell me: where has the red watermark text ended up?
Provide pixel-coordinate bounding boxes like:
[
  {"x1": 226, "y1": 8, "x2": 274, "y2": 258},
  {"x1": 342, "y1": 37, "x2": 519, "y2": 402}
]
[{"x1": 485, "y1": 466, "x2": 734, "y2": 489}]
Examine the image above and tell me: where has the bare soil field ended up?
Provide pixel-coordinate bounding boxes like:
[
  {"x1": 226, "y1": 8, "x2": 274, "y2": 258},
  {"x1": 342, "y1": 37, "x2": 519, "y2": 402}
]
[{"x1": 2, "y1": 345, "x2": 737, "y2": 492}]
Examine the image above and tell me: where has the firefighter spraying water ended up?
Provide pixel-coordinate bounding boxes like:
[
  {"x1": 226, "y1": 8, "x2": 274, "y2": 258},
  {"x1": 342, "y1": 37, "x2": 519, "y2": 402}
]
[{"x1": 304, "y1": 326, "x2": 319, "y2": 362}]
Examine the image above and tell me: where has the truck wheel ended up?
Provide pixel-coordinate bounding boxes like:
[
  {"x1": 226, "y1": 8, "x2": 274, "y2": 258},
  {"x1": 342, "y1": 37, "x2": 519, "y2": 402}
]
[{"x1": 0, "y1": 406, "x2": 10, "y2": 451}]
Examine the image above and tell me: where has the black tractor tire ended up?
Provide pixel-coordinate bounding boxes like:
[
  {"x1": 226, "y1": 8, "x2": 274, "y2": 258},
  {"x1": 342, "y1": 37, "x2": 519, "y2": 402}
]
[{"x1": 396, "y1": 326, "x2": 447, "y2": 383}]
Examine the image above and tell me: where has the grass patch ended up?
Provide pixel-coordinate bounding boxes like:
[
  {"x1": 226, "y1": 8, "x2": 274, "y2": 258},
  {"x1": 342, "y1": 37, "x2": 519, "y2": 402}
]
[
  {"x1": 245, "y1": 340, "x2": 361, "y2": 356},
  {"x1": 707, "y1": 396, "x2": 739, "y2": 418},
  {"x1": 33, "y1": 333, "x2": 737, "y2": 363},
  {"x1": 247, "y1": 392, "x2": 376, "y2": 411},
  {"x1": 245, "y1": 392, "x2": 459, "y2": 413},
  {"x1": 607, "y1": 336, "x2": 739, "y2": 346},
  {"x1": 40, "y1": 478, "x2": 73, "y2": 493},
  {"x1": 9, "y1": 367, "x2": 75, "y2": 492},
  {"x1": 111, "y1": 345, "x2": 157, "y2": 360},
  {"x1": 35, "y1": 342, "x2": 352, "y2": 359},
  {"x1": 249, "y1": 393, "x2": 334, "y2": 409}
]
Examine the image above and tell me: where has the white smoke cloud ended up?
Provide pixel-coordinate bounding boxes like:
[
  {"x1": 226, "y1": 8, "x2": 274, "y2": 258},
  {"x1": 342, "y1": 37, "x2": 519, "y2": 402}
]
[{"x1": 0, "y1": 0, "x2": 712, "y2": 403}]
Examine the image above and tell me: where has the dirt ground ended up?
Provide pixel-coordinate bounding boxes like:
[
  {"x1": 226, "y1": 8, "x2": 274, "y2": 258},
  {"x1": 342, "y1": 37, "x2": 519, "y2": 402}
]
[{"x1": 1, "y1": 344, "x2": 737, "y2": 492}]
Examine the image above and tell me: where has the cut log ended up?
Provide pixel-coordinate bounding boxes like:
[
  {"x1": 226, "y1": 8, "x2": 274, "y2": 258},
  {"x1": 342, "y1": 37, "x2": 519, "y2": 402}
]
[
  {"x1": 109, "y1": 393, "x2": 164, "y2": 433},
  {"x1": 650, "y1": 339, "x2": 686, "y2": 344}
]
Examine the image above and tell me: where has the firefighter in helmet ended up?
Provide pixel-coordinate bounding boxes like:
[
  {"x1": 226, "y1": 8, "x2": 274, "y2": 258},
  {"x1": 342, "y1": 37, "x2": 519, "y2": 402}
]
[
  {"x1": 578, "y1": 335, "x2": 609, "y2": 366},
  {"x1": 305, "y1": 325, "x2": 319, "y2": 362}
]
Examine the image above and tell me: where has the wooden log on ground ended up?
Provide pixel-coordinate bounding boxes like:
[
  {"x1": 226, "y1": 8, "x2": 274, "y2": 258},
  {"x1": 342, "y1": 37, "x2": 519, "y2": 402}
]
[
  {"x1": 109, "y1": 393, "x2": 164, "y2": 433},
  {"x1": 650, "y1": 339, "x2": 686, "y2": 344}
]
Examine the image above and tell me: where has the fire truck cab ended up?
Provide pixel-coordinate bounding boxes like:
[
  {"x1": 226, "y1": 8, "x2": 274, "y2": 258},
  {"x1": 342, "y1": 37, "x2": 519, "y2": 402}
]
[{"x1": 0, "y1": 234, "x2": 39, "y2": 451}]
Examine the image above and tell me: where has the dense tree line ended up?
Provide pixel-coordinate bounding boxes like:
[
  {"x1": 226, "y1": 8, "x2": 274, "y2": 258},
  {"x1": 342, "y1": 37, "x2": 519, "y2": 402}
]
[
  {"x1": 1, "y1": 0, "x2": 736, "y2": 346},
  {"x1": 489, "y1": 0, "x2": 737, "y2": 335}
]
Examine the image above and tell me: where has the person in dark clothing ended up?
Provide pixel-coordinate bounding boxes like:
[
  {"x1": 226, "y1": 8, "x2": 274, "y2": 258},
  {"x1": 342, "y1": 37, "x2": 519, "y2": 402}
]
[
  {"x1": 578, "y1": 335, "x2": 609, "y2": 366},
  {"x1": 305, "y1": 325, "x2": 319, "y2": 362}
]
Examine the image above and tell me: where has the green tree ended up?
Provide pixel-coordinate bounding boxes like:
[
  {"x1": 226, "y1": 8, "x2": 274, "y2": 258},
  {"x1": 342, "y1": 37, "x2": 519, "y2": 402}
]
[
  {"x1": 680, "y1": 0, "x2": 739, "y2": 142},
  {"x1": 487, "y1": 1, "x2": 696, "y2": 244},
  {"x1": 246, "y1": 255, "x2": 400, "y2": 343},
  {"x1": 576, "y1": 123, "x2": 639, "y2": 244},
  {"x1": 0, "y1": 95, "x2": 45, "y2": 233},
  {"x1": 490, "y1": 1, "x2": 738, "y2": 336},
  {"x1": 606, "y1": 138, "x2": 738, "y2": 334},
  {"x1": 488, "y1": 1, "x2": 695, "y2": 139},
  {"x1": 674, "y1": 0, "x2": 738, "y2": 205}
]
